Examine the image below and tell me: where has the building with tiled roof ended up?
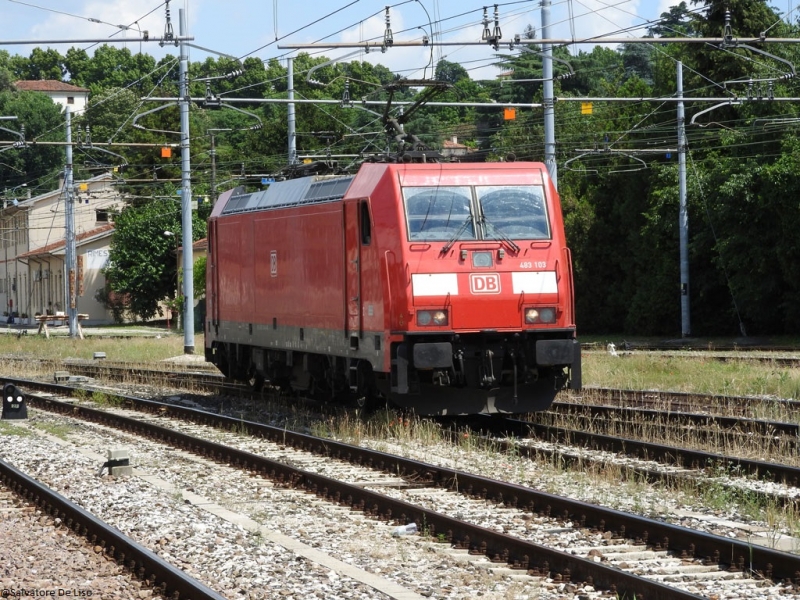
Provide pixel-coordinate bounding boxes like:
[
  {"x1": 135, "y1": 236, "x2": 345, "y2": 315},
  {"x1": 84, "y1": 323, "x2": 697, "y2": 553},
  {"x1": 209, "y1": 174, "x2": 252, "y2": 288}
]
[
  {"x1": 1, "y1": 173, "x2": 124, "y2": 324},
  {"x1": 14, "y1": 80, "x2": 90, "y2": 114},
  {"x1": 442, "y1": 135, "x2": 470, "y2": 158}
]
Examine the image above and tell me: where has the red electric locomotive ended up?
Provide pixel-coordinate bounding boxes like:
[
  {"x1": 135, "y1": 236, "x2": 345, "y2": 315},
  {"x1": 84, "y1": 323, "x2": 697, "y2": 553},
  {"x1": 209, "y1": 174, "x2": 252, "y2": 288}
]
[{"x1": 205, "y1": 161, "x2": 581, "y2": 415}]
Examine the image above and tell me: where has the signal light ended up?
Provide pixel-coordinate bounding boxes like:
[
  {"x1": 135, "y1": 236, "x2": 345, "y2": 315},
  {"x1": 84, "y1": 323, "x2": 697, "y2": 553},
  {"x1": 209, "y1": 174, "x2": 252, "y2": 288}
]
[{"x1": 2, "y1": 382, "x2": 27, "y2": 420}]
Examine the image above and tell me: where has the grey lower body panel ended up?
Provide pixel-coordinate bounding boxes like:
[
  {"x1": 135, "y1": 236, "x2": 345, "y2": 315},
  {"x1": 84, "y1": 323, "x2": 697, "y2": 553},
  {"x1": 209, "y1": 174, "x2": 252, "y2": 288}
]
[
  {"x1": 388, "y1": 379, "x2": 560, "y2": 416},
  {"x1": 208, "y1": 320, "x2": 385, "y2": 369}
]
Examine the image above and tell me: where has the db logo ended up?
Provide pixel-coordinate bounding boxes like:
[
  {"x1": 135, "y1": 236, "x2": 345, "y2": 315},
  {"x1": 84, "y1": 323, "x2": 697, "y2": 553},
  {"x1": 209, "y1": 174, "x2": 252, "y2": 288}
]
[{"x1": 470, "y1": 273, "x2": 501, "y2": 294}]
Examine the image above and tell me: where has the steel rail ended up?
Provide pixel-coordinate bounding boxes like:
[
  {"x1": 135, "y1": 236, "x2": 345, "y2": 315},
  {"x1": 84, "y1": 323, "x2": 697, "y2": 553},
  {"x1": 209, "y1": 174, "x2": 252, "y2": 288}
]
[
  {"x1": 13, "y1": 380, "x2": 800, "y2": 595},
  {"x1": 488, "y1": 416, "x2": 800, "y2": 487},
  {"x1": 0, "y1": 457, "x2": 226, "y2": 600},
  {"x1": 550, "y1": 400, "x2": 800, "y2": 438},
  {"x1": 579, "y1": 387, "x2": 800, "y2": 413}
]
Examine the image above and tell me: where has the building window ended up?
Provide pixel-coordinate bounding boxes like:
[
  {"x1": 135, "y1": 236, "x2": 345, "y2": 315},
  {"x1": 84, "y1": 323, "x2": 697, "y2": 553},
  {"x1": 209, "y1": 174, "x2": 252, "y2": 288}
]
[
  {"x1": 67, "y1": 97, "x2": 75, "y2": 104},
  {"x1": 96, "y1": 209, "x2": 109, "y2": 222}
]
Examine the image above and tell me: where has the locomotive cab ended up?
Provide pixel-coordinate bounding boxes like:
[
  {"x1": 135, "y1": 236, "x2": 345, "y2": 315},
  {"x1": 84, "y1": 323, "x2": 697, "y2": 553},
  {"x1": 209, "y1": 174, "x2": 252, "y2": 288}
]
[{"x1": 377, "y1": 164, "x2": 581, "y2": 414}]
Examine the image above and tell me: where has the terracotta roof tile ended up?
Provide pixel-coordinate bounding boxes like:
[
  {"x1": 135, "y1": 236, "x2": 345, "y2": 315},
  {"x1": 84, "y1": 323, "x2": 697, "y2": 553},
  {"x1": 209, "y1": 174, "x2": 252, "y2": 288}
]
[
  {"x1": 17, "y1": 224, "x2": 114, "y2": 260},
  {"x1": 15, "y1": 80, "x2": 90, "y2": 93}
]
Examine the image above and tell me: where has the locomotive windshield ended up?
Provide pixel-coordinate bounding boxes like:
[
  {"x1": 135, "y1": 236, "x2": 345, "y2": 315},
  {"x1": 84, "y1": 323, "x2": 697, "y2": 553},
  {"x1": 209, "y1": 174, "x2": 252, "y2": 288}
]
[{"x1": 403, "y1": 185, "x2": 549, "y2": 242}]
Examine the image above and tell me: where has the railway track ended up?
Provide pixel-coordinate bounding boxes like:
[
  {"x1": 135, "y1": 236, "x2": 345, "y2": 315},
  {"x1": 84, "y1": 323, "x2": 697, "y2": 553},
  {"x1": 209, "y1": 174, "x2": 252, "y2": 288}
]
[
  {"x1": 583, "y1": 344, "x2": 800, "y2": 366},
  {"x1": 8, "y1": 377, "x2": 800, "y2": 599},
  {"x1": 573, "y1": 387, "x2": 800, "y2": 415},
  {"x1": 16, "y1": 361, "x2": 800, "y2": 496},
  {"x1": 460, "y1": 416, "x2": 800, "y2": 507},
  {"x1": 0, "y1": 456, "x2": 224, "y2": 600},
  {"x1": 446, "y1": 388, "x2": 800, "y2": 505}
]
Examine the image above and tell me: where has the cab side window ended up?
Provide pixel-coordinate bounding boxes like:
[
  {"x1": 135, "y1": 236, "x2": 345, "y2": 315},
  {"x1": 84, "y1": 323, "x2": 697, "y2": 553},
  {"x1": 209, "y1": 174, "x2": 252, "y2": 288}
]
[{"x1": 360, "y1": 201, "x2": 371, "y2": 245}]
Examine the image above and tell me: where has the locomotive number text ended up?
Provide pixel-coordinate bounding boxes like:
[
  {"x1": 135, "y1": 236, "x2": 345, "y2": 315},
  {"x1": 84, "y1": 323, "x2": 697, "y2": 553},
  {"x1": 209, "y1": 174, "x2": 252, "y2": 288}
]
[{"x1": 519, "y1": 261, "x2": 547, "y2": 269}]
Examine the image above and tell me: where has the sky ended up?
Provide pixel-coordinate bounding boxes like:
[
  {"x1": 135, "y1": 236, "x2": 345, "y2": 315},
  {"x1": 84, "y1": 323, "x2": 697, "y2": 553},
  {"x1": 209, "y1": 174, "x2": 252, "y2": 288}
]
[{"x1": 2, "y1": 0, "x2": 682, "y2": 81}]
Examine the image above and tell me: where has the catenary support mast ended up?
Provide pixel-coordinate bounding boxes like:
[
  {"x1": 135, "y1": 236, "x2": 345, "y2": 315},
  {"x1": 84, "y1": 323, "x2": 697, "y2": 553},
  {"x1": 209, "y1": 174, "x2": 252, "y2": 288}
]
[
  {"x1": 64, "y1": 106, "x2": 78, "y2": 337},
  {"x1": 542, "y1": 0, "x2": 556, "y2": 188},
  {"x1": 677, "y1": 61, "x2": 690, "y2": 336},
  {"x1": 179, "y1": 8, "x2": 195, "y2": 353}
]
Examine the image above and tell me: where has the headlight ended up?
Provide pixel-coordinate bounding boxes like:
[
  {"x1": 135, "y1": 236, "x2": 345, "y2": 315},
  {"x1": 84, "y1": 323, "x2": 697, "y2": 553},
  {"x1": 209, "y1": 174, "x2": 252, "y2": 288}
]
[
  {"x1": 525, "y1": 307, "x2": 556, "y2": 324},
  {"x1": 417, "y1": 309, "x2": 449, "y2": 326},
  {"x1": 472, "y1": 251, "x2": 493, "y2": 268},
  {"x1": 432, "y1": 310, "x2": 448, "y2": 325}
]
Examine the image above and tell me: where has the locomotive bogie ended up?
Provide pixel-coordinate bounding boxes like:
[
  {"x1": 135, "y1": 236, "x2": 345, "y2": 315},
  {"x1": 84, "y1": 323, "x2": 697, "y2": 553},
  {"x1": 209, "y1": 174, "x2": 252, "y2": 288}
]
[{"x1": 206, "y1": 162, "x2": 580, "y2": 415}]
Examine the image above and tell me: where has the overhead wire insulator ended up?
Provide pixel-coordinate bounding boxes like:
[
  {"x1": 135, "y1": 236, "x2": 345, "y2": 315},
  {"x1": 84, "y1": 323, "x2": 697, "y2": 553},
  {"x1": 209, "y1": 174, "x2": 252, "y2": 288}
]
[
  {"x1": 383, "y1": 7, "x2": 393, "y2": 48},
  {"x1": 341, "y1": 79, "x2": 353, "y2": 108},
  {"x1": 722, "y1": 9, "x2": 733, "y2": 48},
  {"x1": 161, "y1": 0, "x2": 176, "y2": 47},
  {"x1": 204, "y1": 81, "x2": 220, "y2": 107},
  {"x1": 12, "y1": 124, "x2": 25, "y2": 148},
  {"x1": 481, "y1": 7, "x2": 491, "y2": 41},
  {"x1": 85, "y1": 125, "x2": 92, "y2": 147},
  {"x1": 492, "y1": 5, "x2": 502, "y2": 42}
]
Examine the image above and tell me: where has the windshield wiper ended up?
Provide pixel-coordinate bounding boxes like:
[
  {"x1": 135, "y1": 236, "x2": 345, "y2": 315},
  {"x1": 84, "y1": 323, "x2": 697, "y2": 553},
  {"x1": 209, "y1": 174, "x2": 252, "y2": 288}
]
[
  {"x1": 441, "y1": 216, "x2": 473, "y2": 254},
  {"x1": 481, "y1": 217, "x2": 521, "y2": 253}
]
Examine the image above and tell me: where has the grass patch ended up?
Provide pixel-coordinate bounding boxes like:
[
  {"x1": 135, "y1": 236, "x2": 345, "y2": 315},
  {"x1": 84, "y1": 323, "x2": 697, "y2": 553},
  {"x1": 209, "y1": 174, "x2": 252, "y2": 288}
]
[
  {"x1": 0, "y1": 420, "x2": 35, "y2": 437},
  {"x1": 583, "y1": 351, "x2": 800, "y2": 399},
  {"x1": 0, "y1": 331, "x2": 196, "y2": 363},
  {"x1": 33, "y1": 421, "x2": 76, "y2": 440},
  {"x1": 89, "y1": 391, "x2": 123, "y2": 408}
]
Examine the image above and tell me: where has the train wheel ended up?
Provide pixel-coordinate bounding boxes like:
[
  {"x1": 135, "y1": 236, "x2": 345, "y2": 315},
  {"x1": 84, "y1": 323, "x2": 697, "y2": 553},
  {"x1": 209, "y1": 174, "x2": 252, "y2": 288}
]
[
  {"x1": 352, "y1": 361, "x2": 383, "y2": 412},
  {"x1": 247, "y1": 367, "x2": 265, "y2": 392}
]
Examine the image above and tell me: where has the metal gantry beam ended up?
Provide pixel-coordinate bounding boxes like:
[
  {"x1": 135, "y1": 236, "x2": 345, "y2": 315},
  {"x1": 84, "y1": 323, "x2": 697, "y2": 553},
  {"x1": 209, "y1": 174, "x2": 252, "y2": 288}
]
[
  {"x1": 0, "y1": 142, "x2": 180, "y2": 147},
  {"x1": 142, "y1": 97, "x2": 545, "y2": 108},
  {"x1": 278, "y1": 36, "x2": 800, "y2": 50},
  {"x1": 0, "y1": 36, "x2": 192, "y2": 45}
]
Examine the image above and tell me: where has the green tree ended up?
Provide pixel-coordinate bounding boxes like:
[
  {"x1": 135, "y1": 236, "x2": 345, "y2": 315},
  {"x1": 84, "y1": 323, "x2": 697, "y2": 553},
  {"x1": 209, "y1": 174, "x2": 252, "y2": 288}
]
[
  {"x1": 66, "y1": 45, "x2": 159, "y2": 95},
  {"x1": 648, "y1": 2, "x2": 697, "y2": 37},
  {"x1": 104, "y1": 200, "x2": 208, "y2": 321},
  {"x1": 435, "y1": 59, "x2": 470, "y2": 84},
  {"x1": 0, "y1": 90, "x2": 64, "y2": 191},
  {"x1": 23, "y1": 48, "x2": 65, "y2": 80}
]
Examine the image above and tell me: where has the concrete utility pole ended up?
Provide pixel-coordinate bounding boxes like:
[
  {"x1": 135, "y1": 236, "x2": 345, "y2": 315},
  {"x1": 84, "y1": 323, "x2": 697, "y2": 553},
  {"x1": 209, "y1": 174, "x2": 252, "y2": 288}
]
[
  {"x1": 64, "y1": 106, "x2": 78, "y2": 337},
  {"x1": 210, "y1": 133, "x2": 217, "y2": 204},
  {"x1": 541, "y1": 0, "x2": 557, "y2": 188},
  {"x1": 287, "y1": 57, "x2": 297, "y2": 165},
  {"x1": 677, "y1": 62, "x2": 691, "y2": 337},
  {"x1": 179, "y1": 8, "x2": 195, "y2": 354}
]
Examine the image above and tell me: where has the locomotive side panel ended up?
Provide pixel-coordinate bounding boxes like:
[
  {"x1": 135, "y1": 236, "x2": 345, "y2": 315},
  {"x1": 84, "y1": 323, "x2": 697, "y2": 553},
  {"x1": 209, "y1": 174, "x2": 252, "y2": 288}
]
[
  {"x1": 251, "y1": 207, "x2": 346, "y2": 330},
  {"x1": 349, "y1": 201, "x2": 398, "y2": 340},
  {"x1": 217, "y1": 217, "x2": 254, "y2": 323}
]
